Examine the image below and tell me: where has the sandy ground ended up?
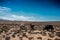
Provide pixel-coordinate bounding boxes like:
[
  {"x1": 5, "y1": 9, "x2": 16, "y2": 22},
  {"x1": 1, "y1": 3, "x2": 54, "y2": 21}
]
[
  {"x1": 0, "y1": 30, "x2": 60, "y2": 40},
  {"x1": 0, "y1": 21, "x2": 60, "y2": 40}
]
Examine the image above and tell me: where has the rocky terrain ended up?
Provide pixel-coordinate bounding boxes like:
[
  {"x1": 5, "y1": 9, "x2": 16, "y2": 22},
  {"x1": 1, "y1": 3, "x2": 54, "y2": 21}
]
[{"x1": 0, "y1": 21, "x2": 60, "y2": 40}]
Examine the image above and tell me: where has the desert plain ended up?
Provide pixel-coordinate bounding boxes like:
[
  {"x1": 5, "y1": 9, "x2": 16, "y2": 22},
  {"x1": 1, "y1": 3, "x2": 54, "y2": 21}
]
[{"x1": 0, "y1": 21, "x2": 60, "y2": 40}]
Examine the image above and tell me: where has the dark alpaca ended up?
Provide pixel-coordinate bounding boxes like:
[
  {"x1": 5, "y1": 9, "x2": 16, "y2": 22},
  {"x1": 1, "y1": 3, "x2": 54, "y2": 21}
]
[
  {"x1": 43, "y1": 25, "x2": 54, "y2": 31},
  {"x1": 30, "y1": 24, "x2": 35, "y2": 30}
]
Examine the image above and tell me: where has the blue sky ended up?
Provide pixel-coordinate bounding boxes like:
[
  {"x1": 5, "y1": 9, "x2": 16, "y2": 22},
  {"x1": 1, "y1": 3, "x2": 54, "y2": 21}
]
[{"x1": 0, "y1": 0, "x2": 60, "y2": 21}]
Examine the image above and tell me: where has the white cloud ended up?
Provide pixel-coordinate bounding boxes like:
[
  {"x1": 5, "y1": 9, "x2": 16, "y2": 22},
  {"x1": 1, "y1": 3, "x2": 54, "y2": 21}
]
[
  {"x1": 0, "y1": 6, "x2": 11, "y2": 14},
  {"x1": 0, "y1": 6, "x2": 44, "y2": 21},
  {"x1": 0, "y1": 6, "x2": 60, "y2": 21},
  {"x1": 0, "y1": 14, "x2": 36, "y2": 21},
  {"x1": 0, "y1": 6, "x2": 36, "y2": 21}
]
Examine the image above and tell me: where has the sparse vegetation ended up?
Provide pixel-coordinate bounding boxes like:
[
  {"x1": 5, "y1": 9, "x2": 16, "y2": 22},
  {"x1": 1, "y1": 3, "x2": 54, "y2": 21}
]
[{"x1": 0, "y1": 21, "x2": 60, "y2": 40}]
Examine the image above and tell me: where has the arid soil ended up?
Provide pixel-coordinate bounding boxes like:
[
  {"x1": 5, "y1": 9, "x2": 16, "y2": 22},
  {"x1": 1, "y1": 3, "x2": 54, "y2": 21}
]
[{"x1": 0, "y1": 21, "x2": 60, "y2": 40}]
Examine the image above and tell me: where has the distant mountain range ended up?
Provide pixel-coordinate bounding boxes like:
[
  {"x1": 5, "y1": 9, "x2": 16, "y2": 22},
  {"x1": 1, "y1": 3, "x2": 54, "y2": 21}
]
[
  {"x1": 0, "y1": 19, "x2": 60, "y2": 22},
  {"x1": 0, "y1": 19, "x2": 10, "y2": 21}
]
